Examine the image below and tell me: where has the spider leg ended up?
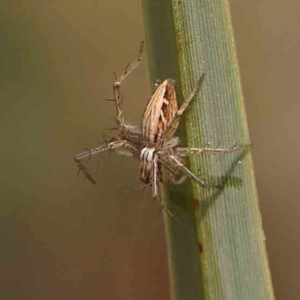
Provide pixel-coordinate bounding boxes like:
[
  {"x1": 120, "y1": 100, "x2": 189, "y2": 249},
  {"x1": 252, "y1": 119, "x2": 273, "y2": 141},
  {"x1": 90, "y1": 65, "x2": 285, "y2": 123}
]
[
  {"x1": 170, "y1": 174, "x2": 187, "y2": 185},
  {"x1": 75, "y1": 139, "x2": 139, "y2": 183},
  {"x1": 163, "y1": 74, "x2": 205, "y2": 139},
  {"x1": 176, "y1": 75, "x2": 205, "y2": 118},
  {"x1": 152, "y1": 155, "x2": 160, "y2": 198},
  {"x1": 175, "y1": 144, "x2": 245, "y2": 157},
  {"x1": 152, "y1": 156, "x2": 177, "y2": 220},
  {"x1": 113, "y1": 41, "x2": 144, "y2": 129},
  {"x1": 158, "y1": 155, "x2": 188, "y2": 185},
  {"x1": 168, "y1": 155, "x2": 206, "y2": 187},
  {"x1": 75, "y1": 139, "x2": 139, "y2": 161}
]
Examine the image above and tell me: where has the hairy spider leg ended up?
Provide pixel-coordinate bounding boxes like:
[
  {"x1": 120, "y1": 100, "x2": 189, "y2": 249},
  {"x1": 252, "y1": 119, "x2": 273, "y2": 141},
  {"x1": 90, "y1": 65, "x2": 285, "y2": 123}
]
[
  {"x1": 112, "y1": 41, "x2": 144, "y2": 130},
  {"x1": 168, "y1": 155, "x2": 206, "y2": 186},
  {"x1": 75, "y1": 139, "x2": 139, "y2": 184},
  {"x1": 175, "y1": 144, "x2": 246, "y2": 157},
  {"x1": 162, "y1": 74, "x2": 205, "y2": 142}
]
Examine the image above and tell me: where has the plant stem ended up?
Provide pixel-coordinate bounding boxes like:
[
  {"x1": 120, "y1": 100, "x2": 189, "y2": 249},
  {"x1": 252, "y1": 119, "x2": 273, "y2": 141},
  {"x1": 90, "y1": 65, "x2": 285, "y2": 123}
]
[{"x1": 141, "y1": 0, "x2": 275, "y2": 299}]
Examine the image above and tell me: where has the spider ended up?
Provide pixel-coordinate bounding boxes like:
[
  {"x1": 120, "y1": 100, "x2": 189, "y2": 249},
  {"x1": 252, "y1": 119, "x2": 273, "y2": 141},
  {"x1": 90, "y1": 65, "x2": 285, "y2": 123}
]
[{"x1": 75, "y1": 42, "x2": 242, "y2": 214}]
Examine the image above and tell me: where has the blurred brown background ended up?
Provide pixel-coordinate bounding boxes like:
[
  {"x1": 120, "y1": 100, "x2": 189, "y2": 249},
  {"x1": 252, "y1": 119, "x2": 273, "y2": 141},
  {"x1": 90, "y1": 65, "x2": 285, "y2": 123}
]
[{"x1": 0, "y1": 1, "x2": 299, "y2": 299}]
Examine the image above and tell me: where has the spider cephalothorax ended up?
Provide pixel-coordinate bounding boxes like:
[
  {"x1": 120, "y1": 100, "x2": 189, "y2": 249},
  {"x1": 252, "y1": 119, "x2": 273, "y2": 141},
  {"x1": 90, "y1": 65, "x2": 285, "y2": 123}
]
[{"x1": 75, "y1": 42, "x2": 242, "y2": 212}]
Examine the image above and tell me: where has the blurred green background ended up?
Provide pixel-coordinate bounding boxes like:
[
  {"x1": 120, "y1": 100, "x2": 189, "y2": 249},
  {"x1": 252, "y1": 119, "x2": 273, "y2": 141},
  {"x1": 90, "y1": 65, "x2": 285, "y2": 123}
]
[{"x1": 0, "y1": 1, "x2": 299, "y2": 299}]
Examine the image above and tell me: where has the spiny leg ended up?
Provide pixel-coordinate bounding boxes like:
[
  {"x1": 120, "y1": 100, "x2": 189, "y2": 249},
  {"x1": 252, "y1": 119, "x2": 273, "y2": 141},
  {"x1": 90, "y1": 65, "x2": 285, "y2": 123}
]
[
  {"x1": 152, "y1": 156, "x2": 160, "y2": 198},
  {"x1": 169, "y1": 174, "x2": 187, "y2": 185},
  {"x1": 152, "y1": 156, "x2": 177, "y2": 220},
  {"x1": 113, "y1": 41, "x2": 144, "y2": 129},
  {"x1": 176, "y1": 75, "x2": 205, "y2": 118},
  {"x1": 152, "y1": 157, "x2": 190, "y2": 231},
  {"x1": 75, "y1": 140, "x2": 139, "y2": 161},
  {"x1": 158, "y1": 155, "x2": 188, "y2": 185},
  {"x1": 175, "y1": 144, "x2": 246, "y2": 158},
  {"x1": 168, "y1": 155, "x2": 206, "y2": 187},
  {"x1": 163, "y1": 74, "x2": 205, "y2": 139},
  {"x1": 75, "y1": 140, "x2": 139, "y2": 183}
]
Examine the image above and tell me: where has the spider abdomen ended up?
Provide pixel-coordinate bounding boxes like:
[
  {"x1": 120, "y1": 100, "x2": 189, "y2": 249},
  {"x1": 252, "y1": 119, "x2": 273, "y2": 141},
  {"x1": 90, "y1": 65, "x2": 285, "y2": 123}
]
[{"x1": 141, "y1": 79, "x2": 178, "y2": 146}]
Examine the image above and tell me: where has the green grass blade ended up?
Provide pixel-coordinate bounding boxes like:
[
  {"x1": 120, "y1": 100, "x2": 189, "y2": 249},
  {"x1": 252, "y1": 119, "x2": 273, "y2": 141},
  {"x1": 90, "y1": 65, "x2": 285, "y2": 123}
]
[{"x1": 141, "y1": 0, "x2": 275, "y2": 299}]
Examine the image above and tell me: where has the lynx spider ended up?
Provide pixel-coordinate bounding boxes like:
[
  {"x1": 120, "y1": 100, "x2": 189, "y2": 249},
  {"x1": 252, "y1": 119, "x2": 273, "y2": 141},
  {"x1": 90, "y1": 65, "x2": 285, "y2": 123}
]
[{"x1": 75, "y1": 42, "x2": 242, "y2": 215}]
